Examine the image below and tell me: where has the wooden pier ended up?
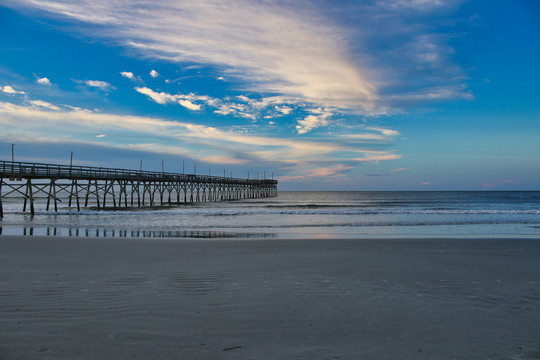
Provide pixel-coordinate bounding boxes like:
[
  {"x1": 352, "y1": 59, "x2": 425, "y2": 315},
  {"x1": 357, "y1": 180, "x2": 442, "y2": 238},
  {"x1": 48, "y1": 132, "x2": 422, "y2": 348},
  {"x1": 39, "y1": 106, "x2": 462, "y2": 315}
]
[{"x1": 0, "y1": 161, "x2": 278, "y2": 217}]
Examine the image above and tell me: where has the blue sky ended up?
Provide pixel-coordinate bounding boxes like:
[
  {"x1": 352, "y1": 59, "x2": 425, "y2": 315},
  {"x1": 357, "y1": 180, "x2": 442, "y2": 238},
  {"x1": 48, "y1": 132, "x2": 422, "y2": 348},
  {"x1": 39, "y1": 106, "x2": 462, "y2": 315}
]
[{"x1": 1, "y1": 0, "x2": 539, "y2": 190}]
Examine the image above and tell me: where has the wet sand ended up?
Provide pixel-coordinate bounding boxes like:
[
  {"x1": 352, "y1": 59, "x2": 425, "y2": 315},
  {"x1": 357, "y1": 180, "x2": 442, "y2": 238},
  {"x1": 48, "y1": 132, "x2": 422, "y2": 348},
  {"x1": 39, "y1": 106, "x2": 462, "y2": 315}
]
[{"x1": 1, "y1": 235, "x2": 539, "y2": 359}]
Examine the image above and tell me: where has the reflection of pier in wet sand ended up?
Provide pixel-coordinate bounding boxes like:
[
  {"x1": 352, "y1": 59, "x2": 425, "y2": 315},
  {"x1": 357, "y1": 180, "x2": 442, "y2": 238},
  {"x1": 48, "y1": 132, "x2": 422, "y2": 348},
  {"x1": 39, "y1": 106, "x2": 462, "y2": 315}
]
[
  {"x1": 0, "y1": 160, "x2": 278, "y2": 217},
  {"x1": 0, "y1": 226, "x2": 275, "y2": 239}
]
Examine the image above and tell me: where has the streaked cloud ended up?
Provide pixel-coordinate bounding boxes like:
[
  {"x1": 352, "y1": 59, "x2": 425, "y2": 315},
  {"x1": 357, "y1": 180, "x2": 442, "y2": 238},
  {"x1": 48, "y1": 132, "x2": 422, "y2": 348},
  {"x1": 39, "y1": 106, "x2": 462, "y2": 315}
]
[
  {"x1": 74, "y1": 79, "x2": 115, "y2": 91},
  {"x1": 134, "y1": 87, "x2": 176, "y2": 105},
  {"x1": 353, "y1": 152, "x2": 402, "y2": 162},
  {"x1": 0, "y1": 98, "x2": 401, "y2": 178},
  {"x1": 2, "y1": 0, "x2": 474, "y2": 135},
  {"x1": 84, "y1": 80, "x2": 114, "y2": 90},
  {"x1": 366, "y1": 127, "x2": 400, "y2": 137},
  {"x1": 28, "y1": 100, "x2": 60, "y2": 111},
  {"x1": 178, "y1": 100, "x2": 201, "y2": 111},
  {"x1": 377, "y1": 0, "x2": 457, "y2": 11},
  {"x1": 5, "y1": 0, "x2": 378, "y2": 116},
  {"x1": 305, "y1": 164, "x2": 354, "y2": 178}
]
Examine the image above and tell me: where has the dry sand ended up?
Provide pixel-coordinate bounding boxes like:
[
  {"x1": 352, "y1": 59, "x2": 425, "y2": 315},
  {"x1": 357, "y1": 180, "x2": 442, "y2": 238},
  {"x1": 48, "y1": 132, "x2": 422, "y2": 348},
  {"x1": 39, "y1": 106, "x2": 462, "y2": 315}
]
[{"x1": 1, "y1": 235, "x2": 539, "y2": 359}]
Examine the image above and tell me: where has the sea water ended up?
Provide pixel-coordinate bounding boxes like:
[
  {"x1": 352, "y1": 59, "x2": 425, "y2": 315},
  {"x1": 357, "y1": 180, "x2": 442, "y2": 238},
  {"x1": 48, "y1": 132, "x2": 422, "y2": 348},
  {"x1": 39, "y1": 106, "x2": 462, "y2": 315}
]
[{"x1": 1, "y1": 191, "x2": 539, "y2": 239}]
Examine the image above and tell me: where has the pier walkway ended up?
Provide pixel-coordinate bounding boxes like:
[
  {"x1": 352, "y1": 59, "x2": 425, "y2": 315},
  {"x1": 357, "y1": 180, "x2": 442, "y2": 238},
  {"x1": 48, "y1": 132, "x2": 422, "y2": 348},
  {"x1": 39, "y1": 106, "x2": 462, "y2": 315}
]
[{"x1": 0, "y1": 161, "x2": 278, "y2": 217}]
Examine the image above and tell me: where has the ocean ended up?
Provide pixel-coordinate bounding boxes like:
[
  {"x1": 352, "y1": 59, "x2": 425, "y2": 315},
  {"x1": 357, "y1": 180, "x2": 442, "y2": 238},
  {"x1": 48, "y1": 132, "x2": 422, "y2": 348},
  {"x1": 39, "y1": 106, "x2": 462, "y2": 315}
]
[{"x1": 1, "y1": 191, "x2": 540, "y2": 239}]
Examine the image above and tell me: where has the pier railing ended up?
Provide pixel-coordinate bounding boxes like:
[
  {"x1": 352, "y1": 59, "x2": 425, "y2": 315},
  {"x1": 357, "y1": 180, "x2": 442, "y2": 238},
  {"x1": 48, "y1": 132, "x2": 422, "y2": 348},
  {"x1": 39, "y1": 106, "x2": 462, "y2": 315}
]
[{"x1": 0, "y1": 161, "x2": 277, "y2": 185}]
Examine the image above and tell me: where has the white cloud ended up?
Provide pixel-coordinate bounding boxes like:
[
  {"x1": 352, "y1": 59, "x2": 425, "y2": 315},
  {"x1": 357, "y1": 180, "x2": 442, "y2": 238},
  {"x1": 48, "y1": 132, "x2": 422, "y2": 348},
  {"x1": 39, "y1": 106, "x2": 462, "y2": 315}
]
[
  {"x1": 0, "y1": 100, "x2": 401, "y2": 172},
  {"x1": 29, "y1": 100, "x2": 60, "y2": 110},
  {"x1": 35, "y1": 77, "x2": 52, "y2": 86},
  {"x1": 366, "y1": 127, "x2": 400, "y2": 137},
  {"x1": 74, "y1": 79, "x2": 115, "y2": 91},
  {"x1": 305, "y1": 164, "x2": 354, "y2": 178},
  {"x1": 296, "y1": 115, "x2": 330, "y2": 135},
  {"x1": 296, "y1": 108, "x2": 334, "y2": 134},
  {"x1": 120, "y1": 71, "x2": 134, "y2": 79},
  {"x1": 276, "y1": 106, "x2": 292, "y2": 115},
  {"x1": 120, "y1": 71, "x2": 142, "y2": 81},
  {"x1": 135, "y1": 87, "x2": 178, "y2": 105},
  {"x1": 378, "y1": 0, "x2": 452, "y2": 11},
  {"x1": 178, "y1": 99, "x2": 201, "y2": 111},
  {"x1": 353, "y1": 153, "x2": 402, "y2": 162},
  {"x1": 4, "y1": 0, "x2": 473, "y2": 119},
  {"x1": 84, "y1": 80, "x2": 114, "y2": 90},
  {"x1": 340, "y1": 134, "x2": 386, "y2": 140},
  {"x1": 64, "y1": 105, "x2": 93, "y2": 113},
  {"x1": 2, "y1": 85, "x2": 25, "y2": 94},
  {"x1": 5, "y1": 1, "x2": 379, "y2": 114},
  {"x1": 149, "y1": 70, "x2": 160, "y2": 78},
  {"x1": 336, "y1": 126, "x2": 400, "y2": 141},
  {"x1": 135, "y1": 86, "x2": 287, "y2": 120}
]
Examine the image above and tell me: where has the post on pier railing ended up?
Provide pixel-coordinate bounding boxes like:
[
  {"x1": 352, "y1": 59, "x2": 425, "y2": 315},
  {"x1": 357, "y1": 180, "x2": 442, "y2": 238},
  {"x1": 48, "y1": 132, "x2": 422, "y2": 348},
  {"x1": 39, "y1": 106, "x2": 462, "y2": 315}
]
[
  {"x1": 0, "y1": 177, "x2": 3, "y2": 218},
  {"x1": 70, "y1": 151, "x2": 74, "y2": 176}
]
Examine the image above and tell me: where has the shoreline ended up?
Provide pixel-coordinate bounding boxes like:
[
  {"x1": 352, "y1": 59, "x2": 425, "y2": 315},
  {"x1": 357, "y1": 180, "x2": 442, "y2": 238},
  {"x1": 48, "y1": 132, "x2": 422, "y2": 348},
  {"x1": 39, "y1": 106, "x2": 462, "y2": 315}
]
[
  {"x1": 2, "y1": 225, "x2": 540, "y2": 240},
  {"x1": 2, "y1": 235, "x2": 540, "y2": 359}
]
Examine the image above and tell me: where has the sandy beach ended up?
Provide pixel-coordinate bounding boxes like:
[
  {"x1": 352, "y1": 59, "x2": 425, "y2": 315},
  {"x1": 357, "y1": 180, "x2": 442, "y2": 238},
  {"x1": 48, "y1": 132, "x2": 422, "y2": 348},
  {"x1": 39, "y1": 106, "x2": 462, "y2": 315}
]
[{"x1": 1, "y1": 235, "x2": 539, "y2": 359}]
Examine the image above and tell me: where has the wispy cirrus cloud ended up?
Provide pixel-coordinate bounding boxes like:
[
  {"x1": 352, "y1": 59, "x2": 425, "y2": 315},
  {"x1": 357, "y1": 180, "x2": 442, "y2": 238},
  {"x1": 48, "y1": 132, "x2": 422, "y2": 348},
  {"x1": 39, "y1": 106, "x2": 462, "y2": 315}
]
[
  {"x1": 5, "y1": 0, "x2": 378, "y2": 114},
  {"x1": 0, "y1": 98, "x2": 401, "y2": 178},
  {"x1": 4, "y1": 0, "x2": 474, "y2": 139},
  {"x1": 3, "y1": 0, "x2": 472, "y2": 134}
]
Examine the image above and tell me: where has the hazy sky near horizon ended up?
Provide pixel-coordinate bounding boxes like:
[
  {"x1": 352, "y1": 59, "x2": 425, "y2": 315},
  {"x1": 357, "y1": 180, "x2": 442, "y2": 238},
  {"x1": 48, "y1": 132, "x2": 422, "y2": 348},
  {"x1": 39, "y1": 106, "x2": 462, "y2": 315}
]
[{"x1": 1, "y1": 0, "x2": 539, "y2": 190}]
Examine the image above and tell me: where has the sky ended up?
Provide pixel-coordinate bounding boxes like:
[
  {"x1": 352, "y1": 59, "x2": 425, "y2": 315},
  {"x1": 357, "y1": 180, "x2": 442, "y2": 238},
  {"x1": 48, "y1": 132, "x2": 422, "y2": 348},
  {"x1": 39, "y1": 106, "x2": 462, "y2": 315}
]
[{"x1": 0, "y1": 0, "x2": 539, "y2": 190}]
